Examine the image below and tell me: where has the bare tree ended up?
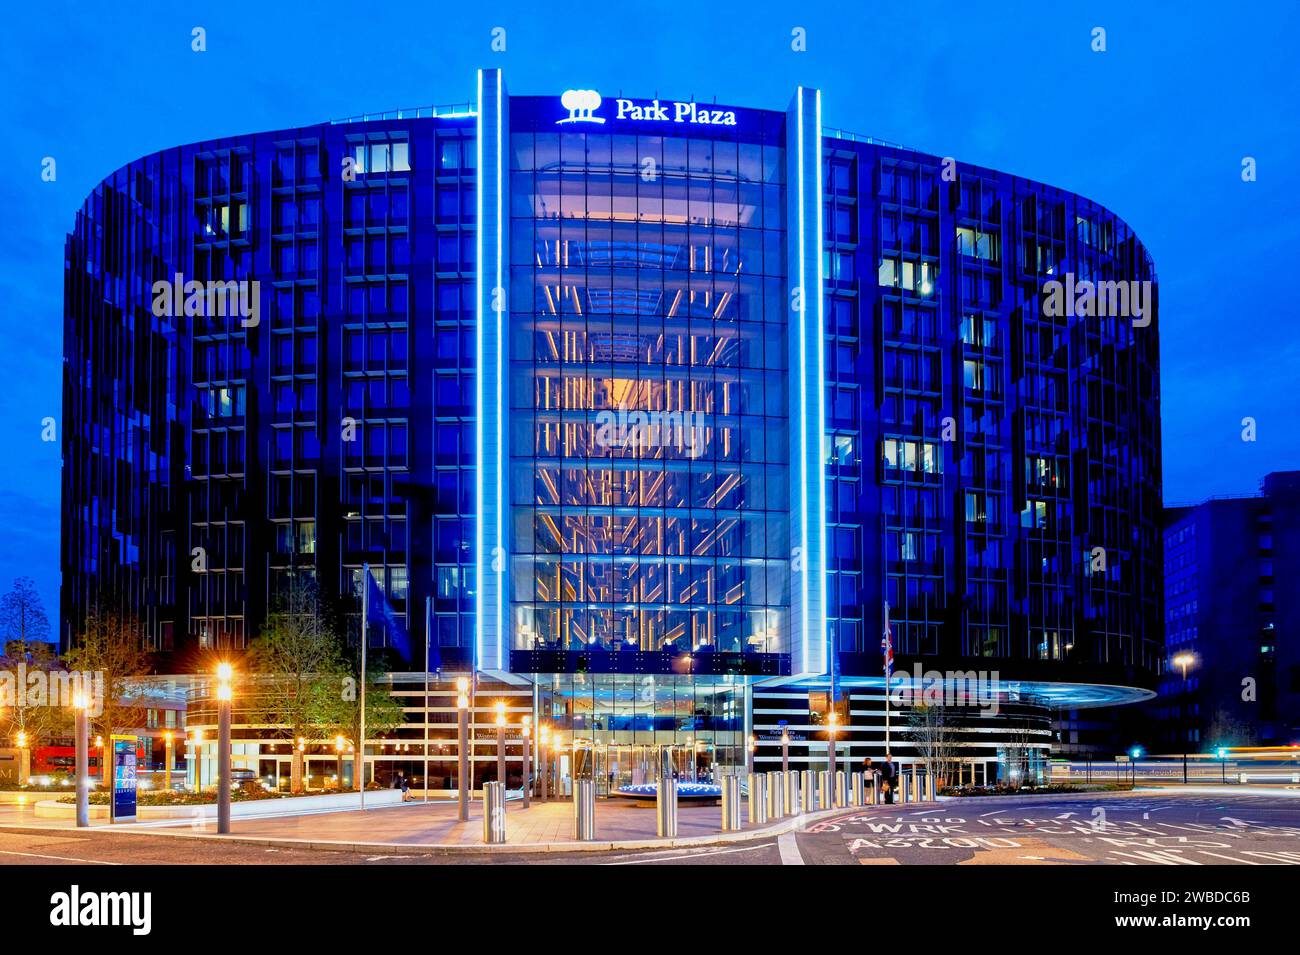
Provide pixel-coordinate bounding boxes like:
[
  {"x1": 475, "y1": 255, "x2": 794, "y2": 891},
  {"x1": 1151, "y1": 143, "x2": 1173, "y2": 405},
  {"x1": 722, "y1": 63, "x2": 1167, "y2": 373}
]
[
  {"x1": 245, "y1": 580, "x2": 348, "y2": 793},
  {"x1": 0, "y1": 577, "x2": 52, "y2": 648},
  {"x1": 906, "y1": 704, "x2": 959, "y2": 789}
]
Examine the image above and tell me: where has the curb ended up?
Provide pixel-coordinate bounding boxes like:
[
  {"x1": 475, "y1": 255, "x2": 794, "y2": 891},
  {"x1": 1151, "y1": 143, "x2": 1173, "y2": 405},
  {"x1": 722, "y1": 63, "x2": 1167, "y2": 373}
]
[{"x1": 0, "y1": 801, "x2": 926, "y2": 855}]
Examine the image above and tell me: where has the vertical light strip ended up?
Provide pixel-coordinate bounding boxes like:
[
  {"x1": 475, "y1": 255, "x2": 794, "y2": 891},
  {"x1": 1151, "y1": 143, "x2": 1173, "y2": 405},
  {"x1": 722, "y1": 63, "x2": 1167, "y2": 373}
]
[
  {"x1": 474, "y1": 69, "x2": 485, "y2": 671},
  {"x1": 795, "y1": 89, "x2": 810, "y2": 676},
  {"x1": 495, "y1": 70, "x2": 505, "y2": 671},
  {"x1": 814, "y1": 89, "x2": 828, "y2": 673}
]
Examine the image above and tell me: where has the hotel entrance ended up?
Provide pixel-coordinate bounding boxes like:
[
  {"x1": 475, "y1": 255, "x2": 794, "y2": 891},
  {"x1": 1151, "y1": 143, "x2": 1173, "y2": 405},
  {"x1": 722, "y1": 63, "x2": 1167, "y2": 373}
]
[{"x1": 535, "y1": 674, "x2": 747, "y2": 795}]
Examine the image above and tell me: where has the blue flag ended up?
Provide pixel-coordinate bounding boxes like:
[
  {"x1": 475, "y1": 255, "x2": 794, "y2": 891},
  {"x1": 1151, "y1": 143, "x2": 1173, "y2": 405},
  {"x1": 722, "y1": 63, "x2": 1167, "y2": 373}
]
[{"x1": 365, "y1": 568, "x2": 411, "y2": 662}]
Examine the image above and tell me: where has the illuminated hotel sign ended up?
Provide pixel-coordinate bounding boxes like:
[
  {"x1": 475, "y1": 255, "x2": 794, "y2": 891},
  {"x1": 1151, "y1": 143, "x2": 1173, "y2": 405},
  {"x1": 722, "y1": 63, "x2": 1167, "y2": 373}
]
[{"x1": 557, "y1": 89, "x2": 738, "y2": 127}]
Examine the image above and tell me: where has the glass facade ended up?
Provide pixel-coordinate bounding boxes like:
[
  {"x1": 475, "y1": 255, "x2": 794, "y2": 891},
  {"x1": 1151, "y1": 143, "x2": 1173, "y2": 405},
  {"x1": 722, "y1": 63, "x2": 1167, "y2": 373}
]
[
  {"x1": 62, "y1": 77, "x2": 1162, "y2": 769},
  {"x1": 508, "y1": 125, "x2": 791, "y2": 658}
]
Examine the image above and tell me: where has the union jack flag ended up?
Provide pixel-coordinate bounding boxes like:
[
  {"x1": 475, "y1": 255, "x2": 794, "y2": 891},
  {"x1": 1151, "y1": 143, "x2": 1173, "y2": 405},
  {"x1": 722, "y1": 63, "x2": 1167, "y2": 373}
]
[{"x1": 882, "y1": 603, "x2": 894, "y2": 680}]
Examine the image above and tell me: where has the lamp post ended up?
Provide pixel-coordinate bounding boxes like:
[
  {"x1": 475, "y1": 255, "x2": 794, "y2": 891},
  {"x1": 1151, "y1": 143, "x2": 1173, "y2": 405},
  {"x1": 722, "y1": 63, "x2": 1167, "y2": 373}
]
[
  {"x1": 73, "y1": 690, "x2": 90, "y2": 828},
  {"x1": 747, "y1": 734, "x2": 756, "y2": 774},
  {"x1": 335, "y1": 735, "x2": 346, "y2": 789},
  {"x1": 215, "y1": 662, "x2": 233, "y2": 834},
  {"x1": 15, "y1": 730, "x2": 29, "y2": 787},
  {"x1": 539, "y1": 724, "x2": 550, "y2": 801},
  {"x1": 780, "y1": 726, "x2": 789, "y2": 773},
  {"x1": 495, "y1": 701, "x2": 507, "y2": 792},
  {"x1": 1172, "y1": 651, "x2": 1196, "y2": 785},
  {"x1": 521, "y1": 714, "x2": 532, "y2": 809},
  {"x1": 163, "y1": 731, "x2": 173, "y2": 791},
  {"x1": 827, "y1": 710, "x2": 839, "y2": 779},
  {"x1": 192, "y1": 729, "x2": 204, "y2": 792},
  {"x1": 553, "y1": 732, "x2": 565, "y2": 796},
  {"x1": 456, "y1": 677, "x2": 470, "y2": 821}
]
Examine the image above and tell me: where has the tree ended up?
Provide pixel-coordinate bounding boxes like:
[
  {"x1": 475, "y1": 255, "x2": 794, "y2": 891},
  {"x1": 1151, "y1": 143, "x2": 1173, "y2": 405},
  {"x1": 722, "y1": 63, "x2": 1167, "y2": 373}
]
[
  {"x1": 0, "y1": 638, "x2": 71, "y2": 751},
  {"x1": 0, "y1": 577, "x2": 52, "y2": 649},
  {"x1": 245, "y1": 580, "x2": 349, "y2": 793},
  {"x1": 326, "y1": 660, "x2": 406, "y2": 791},
  {"x1": 906, "y1": 703, "x2": 959, "y2": 790},
  {"x1": 63, "y1": 608, "x2": 156, "y2": 782}
]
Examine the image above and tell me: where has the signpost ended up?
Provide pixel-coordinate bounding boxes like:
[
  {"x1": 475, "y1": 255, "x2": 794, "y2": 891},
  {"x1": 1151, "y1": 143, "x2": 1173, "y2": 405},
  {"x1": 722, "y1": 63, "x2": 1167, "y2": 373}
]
[{"x1": 110, "y1": 735, "x2": 140, "y2": 824}]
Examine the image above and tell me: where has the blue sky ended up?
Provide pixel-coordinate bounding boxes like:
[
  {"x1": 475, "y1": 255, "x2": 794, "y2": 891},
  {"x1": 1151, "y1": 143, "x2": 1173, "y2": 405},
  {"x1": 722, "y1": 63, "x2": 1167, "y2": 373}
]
[{"x1": 2, "y1": 1, "x2": 1297, "y2": 627}]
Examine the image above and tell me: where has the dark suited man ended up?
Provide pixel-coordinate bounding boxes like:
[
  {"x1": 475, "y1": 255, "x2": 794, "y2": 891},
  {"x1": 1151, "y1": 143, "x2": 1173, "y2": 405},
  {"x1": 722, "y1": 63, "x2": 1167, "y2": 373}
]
[{"x1": 880, "y1": 754, "x2": 899, "y2": 804}]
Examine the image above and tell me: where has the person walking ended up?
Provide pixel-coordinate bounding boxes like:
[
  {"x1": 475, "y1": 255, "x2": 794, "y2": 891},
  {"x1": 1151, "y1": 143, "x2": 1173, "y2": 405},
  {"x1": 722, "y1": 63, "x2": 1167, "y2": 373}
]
[{"x1": 881, "y1": 753, "x2": 898, "y2": 804}]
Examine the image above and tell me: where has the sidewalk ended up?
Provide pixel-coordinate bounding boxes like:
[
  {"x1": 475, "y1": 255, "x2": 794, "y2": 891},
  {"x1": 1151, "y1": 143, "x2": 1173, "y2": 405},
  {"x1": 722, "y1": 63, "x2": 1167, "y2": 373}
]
[{"x1": 0, "y1": 794, "x2": 866, "y2": 854}]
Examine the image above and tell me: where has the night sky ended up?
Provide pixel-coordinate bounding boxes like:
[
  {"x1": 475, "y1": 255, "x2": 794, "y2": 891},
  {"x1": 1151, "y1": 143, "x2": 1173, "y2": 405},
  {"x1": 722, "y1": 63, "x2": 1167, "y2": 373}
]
[{"x1": 3, "y1": 1, "x2": 1297, "y2": 626}]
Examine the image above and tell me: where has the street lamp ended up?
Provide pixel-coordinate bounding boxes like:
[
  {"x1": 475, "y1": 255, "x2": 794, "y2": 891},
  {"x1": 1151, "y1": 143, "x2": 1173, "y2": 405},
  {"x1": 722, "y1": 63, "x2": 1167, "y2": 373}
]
[
  {"x1": 456, "y1": 677, "x2": 470, "y2": 821},
  {"x1": 216, "y1": 662, "x2": 233, "y2": 834},
  {"x1": 72, "y1": 690, "x2": 90, "y2": 828},
  {"x1": 747, "y1": 734, "x2": 756, "y2": 774},
  {"x1": 14, "y1": 731, "x2": 29, "y2": 787},
  {"x1": 827, "y1": 710, "x2": 840, "y2": 780},
  {"x1": 192, "y1": 728, "x2": 204, "y2": 792},
  {"x1": 780, "y1": 726, "x2": 790, "y2": 774},
  {"x1": 163, "y1": 731, "x2": 173, "y2": 791},
  {"x1": 495, "y1": 701, "x2": 507, "y2": 793},
  {"x1": 553, "y1": 732, "x2": 565, "y2": 796},
  {"x1": 335, "y1": 735, "x2": 346, "y2": 789},
  {"x1": 1172, "y1": 651, "x2": 1197, "y2": 784},
  {"x1": 539, "y1": 723, "x2": 551, "y2": 801},
  {"x1": 521, "y1": 714, "x2": 532, "y2": 809}
]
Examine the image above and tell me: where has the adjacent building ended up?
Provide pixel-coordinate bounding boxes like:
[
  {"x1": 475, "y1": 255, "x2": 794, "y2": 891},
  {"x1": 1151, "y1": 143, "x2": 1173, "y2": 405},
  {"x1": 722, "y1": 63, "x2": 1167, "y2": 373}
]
[
  {"x1": 62, "y1": 71, "x2": 1162, "y2": 789},
  {"x1": 1154, "y1": 471, "x2": 1300, "y2": 752}
]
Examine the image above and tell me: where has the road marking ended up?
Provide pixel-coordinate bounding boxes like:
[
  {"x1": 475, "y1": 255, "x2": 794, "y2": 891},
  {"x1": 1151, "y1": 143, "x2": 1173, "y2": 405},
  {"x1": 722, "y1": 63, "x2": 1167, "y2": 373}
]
[
  {"x1": 0, "y1": 848, "x2": 120, "y2": 865},
  {"x1": 603, "y1": 842, "x2": 776, "y2": 865},
  {"x1": 1198, "y1": 851, "x2": 1259, "y2": 864},
  {"x1": 777, "y1": 832, "x2": 804, "y2": 865}
]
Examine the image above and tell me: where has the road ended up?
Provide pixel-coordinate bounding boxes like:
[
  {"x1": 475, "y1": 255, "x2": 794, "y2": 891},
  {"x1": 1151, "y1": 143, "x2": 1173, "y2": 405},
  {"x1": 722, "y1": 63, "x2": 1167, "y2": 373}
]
[{"x1": 1, "y1": 790, "x2": 1298, "y2": 865}]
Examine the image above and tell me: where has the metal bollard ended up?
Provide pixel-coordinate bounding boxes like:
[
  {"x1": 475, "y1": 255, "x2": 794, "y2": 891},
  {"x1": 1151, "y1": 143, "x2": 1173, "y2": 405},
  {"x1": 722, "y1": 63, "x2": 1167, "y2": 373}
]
[
  {"x1": 850, "y1": 771, "x2": 864, "y2": 806},
  {"x1": 657, "y1": 775, "x2": 678, "y2": 838},
  {"x1": 767, "y1": 771, "x2": 784, "y2": 818},
  {"x1": 900, "y1": 769, "x2": 911, "y2": 803},
  {"x1": 834, "y1": 770, "x2": 847, "y2": 807},
  {"x1": 786, "y1": 769, "x2": 801, "y2": 814},
  {"x1": 573, "y1": 778, "x2": 596, "y2": 840},
  {"x1": 817, "y1": 770, "x2": 831, "y2": 809},
  {"x1": 802, "y1": 769, "x2": 818, "y2": 811},
  {"x1": 748, "y1": 773, "x2": 768, "y2": 826},
  {"x1": 912, "y1": 769, "x2": 922, "y2": 803},
  {"x1": 924, "y1": 770, "x2": 935, "y2": 802},
  {"x1": 871, "y1": 771, "x2": 881, "y2": 805},
  {"x1": 721, "y1": 774, "x2": 742, "y2": 831},
  {"x1": 483, "y1": 781, "x2": 506, "y2": 844}
]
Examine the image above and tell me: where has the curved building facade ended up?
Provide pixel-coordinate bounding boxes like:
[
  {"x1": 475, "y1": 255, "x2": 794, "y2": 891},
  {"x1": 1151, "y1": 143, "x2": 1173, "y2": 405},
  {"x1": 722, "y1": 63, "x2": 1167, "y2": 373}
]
[{"x1": 63, "y1": 71, "x2": 1161, "y2": 787}]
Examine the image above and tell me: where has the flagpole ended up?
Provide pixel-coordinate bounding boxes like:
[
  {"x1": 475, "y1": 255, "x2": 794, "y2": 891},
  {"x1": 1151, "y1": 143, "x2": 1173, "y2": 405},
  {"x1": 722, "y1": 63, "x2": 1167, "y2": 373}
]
[
  {"x1": 424, "y1": 595, "x2": 431, "y2": 803},
  {"x1": 360, "y1": 564, "x2": 368, "y2": 811},
  {"x1": 884, "y1": 601, "x2": 892, "y2": 761}
]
